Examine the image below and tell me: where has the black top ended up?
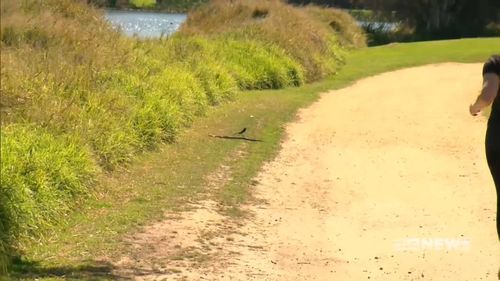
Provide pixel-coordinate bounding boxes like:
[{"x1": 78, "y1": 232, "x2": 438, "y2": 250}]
[
  {"x1": 484, "y1": 55, "x2": 500, "y2": 150},
  {"x1": 482, "y1": 55, "x2": 500, "y2": 76}
]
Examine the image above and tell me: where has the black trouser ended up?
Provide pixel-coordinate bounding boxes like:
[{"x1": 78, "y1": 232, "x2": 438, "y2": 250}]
[{"x1": 485, "y1": 128, "x2": 500, "y2": 240}]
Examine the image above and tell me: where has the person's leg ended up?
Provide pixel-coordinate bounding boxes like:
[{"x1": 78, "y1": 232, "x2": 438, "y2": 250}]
[{"x1": 485, "y1": 146, "x2": 500, "y2": 240}]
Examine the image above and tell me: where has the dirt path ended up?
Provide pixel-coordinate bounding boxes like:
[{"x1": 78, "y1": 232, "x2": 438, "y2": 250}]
[{"x1": 111, "y1": 63, "x2": 499, "y2": 280}]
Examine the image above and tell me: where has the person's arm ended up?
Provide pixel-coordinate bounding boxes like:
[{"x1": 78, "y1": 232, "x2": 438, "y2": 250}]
[{"x1": 470, "y1": 73, "x2": 499, "y2": 116}]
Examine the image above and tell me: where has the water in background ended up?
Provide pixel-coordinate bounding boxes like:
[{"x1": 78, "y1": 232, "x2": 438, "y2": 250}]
[
  {"x1": 358, "y1": 21, "x2": 399, "y2": 32},
  {"x1": 104, "y1": 10, "x2": 398, "y2": 39},
  {"x1": 105, "y1": 10, "x2": 187, "y2": 38}
]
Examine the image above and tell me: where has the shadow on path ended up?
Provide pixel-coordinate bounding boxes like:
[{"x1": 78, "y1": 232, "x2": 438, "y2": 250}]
[
  {"x1": 9, "y1": 257, "x2": 186, "y2": 280},
  {"x1": 9, "y1": 258, "x2": 124, "y2": 280},
  {"x1": 209, "y1": 134, "x2": 263, "y2": 142}
]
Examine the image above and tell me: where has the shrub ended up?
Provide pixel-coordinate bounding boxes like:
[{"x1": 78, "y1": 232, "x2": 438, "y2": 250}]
[
  {"x1": 129, "y1": 0, "x2": 156, "y2": 9},
  {"x1": 155, "y1": 0, "x2": 208, "y2": 12}
]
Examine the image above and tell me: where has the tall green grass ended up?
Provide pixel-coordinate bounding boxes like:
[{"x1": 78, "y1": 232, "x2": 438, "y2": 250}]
[
  {"x1": 0, "y1": 124, "x2": 96, "y2": 248},
  {"x1": 0, "y1": 0, "x2": 364, "y2": 273}
]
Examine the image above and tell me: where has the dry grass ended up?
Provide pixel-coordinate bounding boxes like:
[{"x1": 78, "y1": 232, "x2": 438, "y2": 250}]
[
  {"x1": 179, "y1": 0, "x2": 363, "y2": 81},
  {"x1": 302, "y1": 5, "x2": 367, "y2": 49}
]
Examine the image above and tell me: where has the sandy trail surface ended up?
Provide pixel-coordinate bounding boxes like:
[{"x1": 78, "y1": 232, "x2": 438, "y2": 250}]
[{"x1": 112, "y1": 63, "x2": 499, "y2": 280}]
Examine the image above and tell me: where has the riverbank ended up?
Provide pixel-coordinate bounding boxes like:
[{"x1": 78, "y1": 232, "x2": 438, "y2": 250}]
[{"x1": 9, "y1": 37, "x2": 500, "y2": 280}]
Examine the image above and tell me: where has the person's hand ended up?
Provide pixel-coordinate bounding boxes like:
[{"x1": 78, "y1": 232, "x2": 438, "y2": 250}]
[{"x1": 469, "y1": 104, "x2": 480, "y2": 116}]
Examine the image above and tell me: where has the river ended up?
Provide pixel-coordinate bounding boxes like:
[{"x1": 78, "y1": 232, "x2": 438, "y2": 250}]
[
  {"x1": 104, "y1": 11, "x2": 397, "y2": 39},
  {"x1": 104, "y1": 10, "x2": 187, "y2": 38}
]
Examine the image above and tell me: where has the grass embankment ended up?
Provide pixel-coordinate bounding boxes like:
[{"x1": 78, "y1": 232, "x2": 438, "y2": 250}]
[
  {"x1": 9, "y1": 37, "x2": 500, "y2": 280},
  {"x1": 0, "y1": 0, "x2": 363, "y2": 275},
  {"x1": 179, "y1": 0, "x2": 366, "y2": 81}
]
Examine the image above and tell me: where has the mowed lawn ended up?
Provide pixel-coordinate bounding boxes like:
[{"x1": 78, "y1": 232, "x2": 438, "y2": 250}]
[{"x1": 11, "y1": 37, "x2": 500, "y2": 280}]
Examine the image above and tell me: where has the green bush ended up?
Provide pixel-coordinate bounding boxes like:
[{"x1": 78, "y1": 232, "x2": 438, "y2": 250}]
[
  {"x1": 0, "y1": 124, "x2": 97, "y2": 258},
  {"x1": 129, "y1": 0, "x2": 156, "y2": 9}
]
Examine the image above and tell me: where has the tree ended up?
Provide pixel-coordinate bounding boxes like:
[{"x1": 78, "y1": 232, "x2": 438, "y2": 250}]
[{"x1": 352, "y1": 0, "x2": 500, "y2": 39}]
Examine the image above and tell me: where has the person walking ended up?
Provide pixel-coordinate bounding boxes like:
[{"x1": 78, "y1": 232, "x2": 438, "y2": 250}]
[{"x1": 469, "y1": 55, "x2": 500, "y2": 243}]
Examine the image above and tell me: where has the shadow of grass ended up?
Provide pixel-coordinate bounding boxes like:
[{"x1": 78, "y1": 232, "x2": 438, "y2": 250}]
[
  {"x1": 208, "y1": 134, "x2": 264, "y2": 142},
  {"x1": 9, "y1": 258, "x2": 127, "y2": 281}
]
